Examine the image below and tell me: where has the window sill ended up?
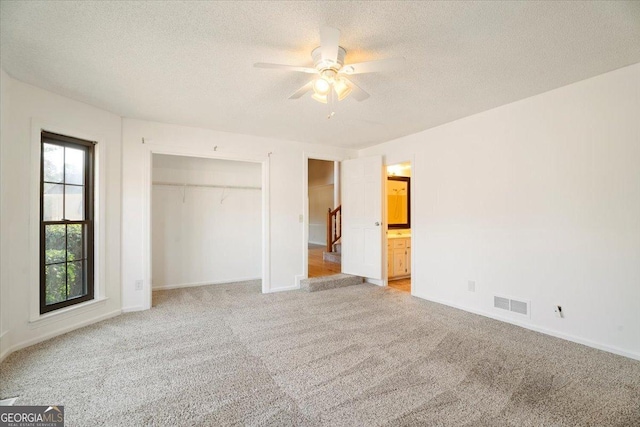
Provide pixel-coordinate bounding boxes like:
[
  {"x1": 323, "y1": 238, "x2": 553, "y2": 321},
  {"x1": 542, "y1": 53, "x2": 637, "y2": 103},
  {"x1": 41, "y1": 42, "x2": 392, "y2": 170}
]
[{"x1": 29, "y1": 297, "x2": 109, "y2": 327}]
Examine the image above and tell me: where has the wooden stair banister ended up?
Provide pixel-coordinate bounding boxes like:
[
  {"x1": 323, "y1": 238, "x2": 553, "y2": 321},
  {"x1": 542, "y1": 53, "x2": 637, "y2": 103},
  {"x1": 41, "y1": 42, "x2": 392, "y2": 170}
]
[{"x1": 326, "y1": 205, "x2": 342, "y2": 252}]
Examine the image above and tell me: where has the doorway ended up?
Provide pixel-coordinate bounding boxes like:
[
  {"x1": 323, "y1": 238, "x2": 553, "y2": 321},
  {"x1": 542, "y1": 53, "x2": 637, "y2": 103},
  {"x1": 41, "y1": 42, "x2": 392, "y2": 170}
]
[
  {"x1": 306, "y1": 158, "x2": 341, "y2": 278},
  {"x1": 386, "y1": 161, "x2": 412, "y2": 293}
]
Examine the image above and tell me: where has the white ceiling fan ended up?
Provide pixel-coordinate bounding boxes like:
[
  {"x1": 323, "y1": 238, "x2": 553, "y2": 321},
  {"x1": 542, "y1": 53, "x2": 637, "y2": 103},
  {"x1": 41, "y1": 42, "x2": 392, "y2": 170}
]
[{"x1": 254, "y1": 26, "x2": 404, "y2": 107}]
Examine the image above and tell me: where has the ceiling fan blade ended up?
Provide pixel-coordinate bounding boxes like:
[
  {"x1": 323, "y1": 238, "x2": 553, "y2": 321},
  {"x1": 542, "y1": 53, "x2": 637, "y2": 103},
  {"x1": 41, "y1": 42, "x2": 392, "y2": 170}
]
[
  {"x1": 319, "y1": 26, "x2": 341, "y2": 63},
  {"x1": 343, "y1": 77, "x2": 370, "y2": 101},
  {"x1": 288, "y1": 81, "x2": 314, "y2": 99},
  {"x1": 254, "y1": 63, "x2": 318, "y2": 74},
  {"x1": 340, "y1": 57, "x2": 405, "y2": 75}
]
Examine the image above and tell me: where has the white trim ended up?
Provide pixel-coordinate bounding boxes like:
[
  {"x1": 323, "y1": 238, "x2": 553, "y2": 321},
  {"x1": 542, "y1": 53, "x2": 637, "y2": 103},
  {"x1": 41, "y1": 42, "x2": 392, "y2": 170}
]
[
  {"x1": 0, "y1": 398, "x2": 17, "y2": 406},
  {"x1": 29, "y1": 120, "x2": 108, "y2": 323},
  {"x1": 365, "y1": 278, "x2": 385, "y2": 286},
  {"x1": 334, "y1": 160, "x2": 341, "y2": 208},
  {"x1": 0, "y1": 331, "x2": 8, "y2": 362},
  {"x1": 0, "y1": 309, "x2": 121, "y2": 363},
  {"x1": 261, "y1": 156, "x2": 271, "y2": 293},
  {"x1": 143, "y1": 150, "x2": 153, "y2": 310},
  {"x1": 265, "y1": 285, "x2": 300, "y2": 293},
  {"x1": 144, "y1": 148, "x2": 271, "y2": 306},
  {"x1": 416, "y1": 293, "x2": 640, "y2": 362},
  {"x1": 121, "y1": 306, "x2": 145, "y2": 313},
  {"x1": 152, "y1": 181, "x2": 261, "y2": 190},
  {"x1": 152, "y1": 278, "x2": 261, "y2": 291},
  {"x1": 29, "y1": 297, "x2": 109, "y2": 326}
]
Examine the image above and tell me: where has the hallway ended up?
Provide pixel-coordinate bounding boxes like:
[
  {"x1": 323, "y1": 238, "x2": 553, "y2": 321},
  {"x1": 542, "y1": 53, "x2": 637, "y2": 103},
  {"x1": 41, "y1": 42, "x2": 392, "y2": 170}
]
[{"x1": 308, "y1": 243, "x2": 341, "y2": 278}]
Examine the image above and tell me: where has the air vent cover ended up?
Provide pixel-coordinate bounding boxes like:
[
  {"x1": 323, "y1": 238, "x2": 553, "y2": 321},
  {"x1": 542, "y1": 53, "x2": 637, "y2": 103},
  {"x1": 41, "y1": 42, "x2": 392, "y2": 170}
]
[
  {"x1": 494, "y1": 296, "x2": 510, "y2": 310},
  {"x1": 494, "y1": 295, "x2": 530, "y2": 317},
  {"x1": 510, "y1": 299, "x2": 528, "y2": 315}
]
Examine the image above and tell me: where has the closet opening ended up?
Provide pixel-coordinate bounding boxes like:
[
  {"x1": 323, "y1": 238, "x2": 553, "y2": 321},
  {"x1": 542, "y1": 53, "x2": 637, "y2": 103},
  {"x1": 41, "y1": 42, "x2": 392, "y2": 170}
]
[{"x1": 150, "y1": 154, "x2": 263, "y2": 298}]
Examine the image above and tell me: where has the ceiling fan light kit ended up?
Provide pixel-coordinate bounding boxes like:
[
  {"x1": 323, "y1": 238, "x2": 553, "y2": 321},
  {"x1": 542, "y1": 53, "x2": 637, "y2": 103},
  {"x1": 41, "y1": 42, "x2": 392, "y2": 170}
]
[
  {"x1": 254, "y1": 26, "x2": 404, "y2": 111},
  {"x1": 332, "y1": 78, "x2": 352, "y2": 101},
  {"x1": 313, "y1": 73, "x2": 332, "y2": 96}
]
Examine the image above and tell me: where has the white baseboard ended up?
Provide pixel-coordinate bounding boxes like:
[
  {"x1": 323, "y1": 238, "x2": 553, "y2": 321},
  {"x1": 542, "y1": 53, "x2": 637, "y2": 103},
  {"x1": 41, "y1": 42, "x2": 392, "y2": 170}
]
[
  {"x1": 415, "y1": 292, "x2": 640, "y2": 362},
  {"x1": 152, "y1": 277, "x2": 261, "y2": 291},
  {"x1": 0, "y1": 330, "x2": 9, "y2": 363},
  {"x1": 266, "y1": 285, "x2": 300, "y2": 293},
  {"x1": 308, "y1": 240, "x2": 325, "y2": 246},
  {"x1": 121, "y1": 305, "x2": 145, "y2": 313},
  {"x1": 365, "y1": 278, "x2": 385, "y2": 286},
  {"x1": 0, "y1": 309, "x2": 121, "y2": 363}
]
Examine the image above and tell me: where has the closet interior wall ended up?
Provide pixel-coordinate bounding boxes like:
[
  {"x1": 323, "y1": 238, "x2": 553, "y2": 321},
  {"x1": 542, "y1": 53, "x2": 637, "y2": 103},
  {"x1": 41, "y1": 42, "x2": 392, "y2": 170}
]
[{"x1": 151, "y1": 154, "x2": 262, "y2": 289}]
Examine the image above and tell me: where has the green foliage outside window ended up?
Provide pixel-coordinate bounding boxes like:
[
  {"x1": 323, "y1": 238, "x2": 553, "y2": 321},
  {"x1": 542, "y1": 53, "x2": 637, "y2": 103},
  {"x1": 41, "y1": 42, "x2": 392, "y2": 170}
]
[{"x1": 44, "y1": 224, "x2": 83, "y2": 304}]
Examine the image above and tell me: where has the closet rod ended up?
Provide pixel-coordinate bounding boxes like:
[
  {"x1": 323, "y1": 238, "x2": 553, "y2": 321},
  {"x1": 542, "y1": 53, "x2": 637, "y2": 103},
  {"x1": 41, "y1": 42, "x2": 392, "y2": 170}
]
[{"x1": 152, "y1": 181, "x2": 261, "y2": 190}]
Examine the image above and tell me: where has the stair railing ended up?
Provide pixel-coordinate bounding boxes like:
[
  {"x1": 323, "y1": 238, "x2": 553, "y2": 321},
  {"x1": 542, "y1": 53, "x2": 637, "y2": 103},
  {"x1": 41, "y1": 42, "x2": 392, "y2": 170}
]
[{"x1": 326, "y1": 205, "x2": 342, "y2": 252}]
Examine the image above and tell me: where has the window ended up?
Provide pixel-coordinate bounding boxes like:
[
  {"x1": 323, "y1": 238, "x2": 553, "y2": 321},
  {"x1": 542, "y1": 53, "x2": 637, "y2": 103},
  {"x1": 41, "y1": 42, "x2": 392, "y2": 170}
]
[{"x1": 40, "y1": 131, "x2": 95, "y2": 314}]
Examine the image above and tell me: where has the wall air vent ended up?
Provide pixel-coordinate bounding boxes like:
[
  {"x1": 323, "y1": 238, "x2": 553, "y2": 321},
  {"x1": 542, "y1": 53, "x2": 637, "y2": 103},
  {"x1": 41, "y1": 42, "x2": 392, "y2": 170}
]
[
  {"x1": 494, "y1": 296, "x2": 510, "y2": 310},
  {"x1": 494, "y1": 295, "x2": 530, "y2": 317},
  {"x1": 510, "y1": 299, "x2": 528, "y2": 316}
]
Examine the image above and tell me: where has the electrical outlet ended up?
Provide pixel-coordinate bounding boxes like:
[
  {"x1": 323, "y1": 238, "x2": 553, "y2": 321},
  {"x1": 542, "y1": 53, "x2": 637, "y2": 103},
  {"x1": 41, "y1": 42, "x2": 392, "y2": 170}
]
[
  {"x1": 554, "y1": 305, "x2": 563, "y2": 318},
  {"x1": 299, "y1": 214, "x2": 303, "y2": 223},
  {"x1": 135, "y1": 280, "x2": 143, "y2": 291},
  {"x1": 468, "y1": 280, "x2": 476, "y2": 292}
]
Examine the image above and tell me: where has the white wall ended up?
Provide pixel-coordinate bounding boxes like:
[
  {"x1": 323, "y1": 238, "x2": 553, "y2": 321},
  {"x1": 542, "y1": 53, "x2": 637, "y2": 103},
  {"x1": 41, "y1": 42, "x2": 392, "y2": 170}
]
[
  {"x1": 151, "y1": 155, "x2": 262, "y2": 289},
  {"x1": 360, "y1": 63, "x2": 640, "y2": 360},
  {"x1": 309, "y1": 185, "x2": 334, "y2": 245},
  {"x1": 0, "y1": 71, "x2": 122, "y2": 361},
  {"x1": 121, "y1": 118, "x2": 355, "y2": 311}
]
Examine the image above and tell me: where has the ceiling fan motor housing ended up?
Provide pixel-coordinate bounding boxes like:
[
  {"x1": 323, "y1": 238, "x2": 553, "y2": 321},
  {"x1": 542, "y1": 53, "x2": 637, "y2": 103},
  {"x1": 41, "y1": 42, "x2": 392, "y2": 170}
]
[{"x1": 311, "y1": 46, "x2": 346, "y2": 71}]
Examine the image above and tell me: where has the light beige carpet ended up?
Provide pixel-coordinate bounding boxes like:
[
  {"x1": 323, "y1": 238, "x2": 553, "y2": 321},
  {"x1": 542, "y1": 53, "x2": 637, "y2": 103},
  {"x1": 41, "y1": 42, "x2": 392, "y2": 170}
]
[{"x1": 1, "y1": 281, "x2": 639, "y2": 426}]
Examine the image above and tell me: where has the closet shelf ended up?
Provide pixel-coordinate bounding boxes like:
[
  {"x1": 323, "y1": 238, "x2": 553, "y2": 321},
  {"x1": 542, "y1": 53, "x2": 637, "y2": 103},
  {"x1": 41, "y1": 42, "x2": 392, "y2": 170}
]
[{"x1": 152, "y1": 181, "x2": 261, "y2": 190}]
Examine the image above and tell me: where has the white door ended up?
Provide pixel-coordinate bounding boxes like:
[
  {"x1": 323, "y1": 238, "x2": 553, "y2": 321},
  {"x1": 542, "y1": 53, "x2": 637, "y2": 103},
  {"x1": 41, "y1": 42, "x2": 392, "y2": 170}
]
[{"x1": 341, "y1": 155, "x2": 383, "y2": 279}]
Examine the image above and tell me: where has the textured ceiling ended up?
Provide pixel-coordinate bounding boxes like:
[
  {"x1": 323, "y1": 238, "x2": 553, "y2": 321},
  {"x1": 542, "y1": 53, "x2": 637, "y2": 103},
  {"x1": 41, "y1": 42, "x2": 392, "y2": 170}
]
[{"x1": 2, "y1": 1, "x2": 639, "y2": 148}]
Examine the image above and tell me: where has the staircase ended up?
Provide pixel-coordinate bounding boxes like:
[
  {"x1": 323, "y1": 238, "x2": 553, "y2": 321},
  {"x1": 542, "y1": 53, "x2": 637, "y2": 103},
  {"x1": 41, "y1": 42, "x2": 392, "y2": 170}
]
[
  {"x1": 324, "y1": 205, "x2": 342, "y2": 264},
  {"x1": 323, "y1": 242, "x2": 341, "y2": 263},
  {"x1": 300, "y1": 273, "x2": 363, "y2": 292}
]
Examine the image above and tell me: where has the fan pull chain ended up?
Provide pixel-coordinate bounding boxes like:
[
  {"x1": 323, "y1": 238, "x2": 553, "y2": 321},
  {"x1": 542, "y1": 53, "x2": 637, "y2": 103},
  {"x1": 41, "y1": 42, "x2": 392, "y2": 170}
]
[{"x1": 327, "y1": 84, "x2": 336, "y2": 119}]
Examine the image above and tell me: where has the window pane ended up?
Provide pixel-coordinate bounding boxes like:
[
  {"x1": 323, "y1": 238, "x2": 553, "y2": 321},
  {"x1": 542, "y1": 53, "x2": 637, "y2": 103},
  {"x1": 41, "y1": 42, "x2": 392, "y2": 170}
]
[
  {"x1": 45, "y1": 224, "x2": 66, "y2": 263},
  {"x1": 43, "y1": 183, "x2": 64, "y2": 221},
  {"x1": 67, "y1": 261, "x2": 85, "y2": 299},
  {"x1": 67, "y1": 224, "x2": 83, "y2": 261},
  {"x1": 65, "y1": 185, "x2": 84, "y2": 220},
  {"x1": 41, "y1": 134, "x2": 94, "y2": 314},
  {"x1": 65, "y1": 147, "x2": 85, "y2": 185},
  {"x1": 45, "y1": 263, "x2": 66, "y2": 305},
  {"x1": 43, "y1": 143, "x2": 64, "y2": 183}
]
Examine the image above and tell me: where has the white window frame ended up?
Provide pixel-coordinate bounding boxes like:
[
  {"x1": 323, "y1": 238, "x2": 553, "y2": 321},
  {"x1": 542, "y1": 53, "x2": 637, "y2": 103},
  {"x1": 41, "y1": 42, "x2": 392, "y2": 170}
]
[{"x1": 29, "y1": 120, "x2": 108, "y2": 324}]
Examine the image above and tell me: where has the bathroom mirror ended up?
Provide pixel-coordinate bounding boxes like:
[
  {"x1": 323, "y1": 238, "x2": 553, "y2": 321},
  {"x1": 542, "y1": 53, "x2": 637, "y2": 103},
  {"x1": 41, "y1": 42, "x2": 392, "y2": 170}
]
[{"x1": 387, "y1": 176, "x2": 410, "y2": 229}]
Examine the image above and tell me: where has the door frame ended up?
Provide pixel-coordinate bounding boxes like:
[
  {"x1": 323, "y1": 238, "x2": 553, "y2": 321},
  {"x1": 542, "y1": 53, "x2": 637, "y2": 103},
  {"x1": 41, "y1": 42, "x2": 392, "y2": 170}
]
[
  {"x1": 384, "y1": 158, "x2": 415, "y2": 295},
  {"x1": 298, "y1": 152, "x2": 343, "y2": 286},
  {"x1": 145, "y1": 148, "x2": 270, "y2": 309}
]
